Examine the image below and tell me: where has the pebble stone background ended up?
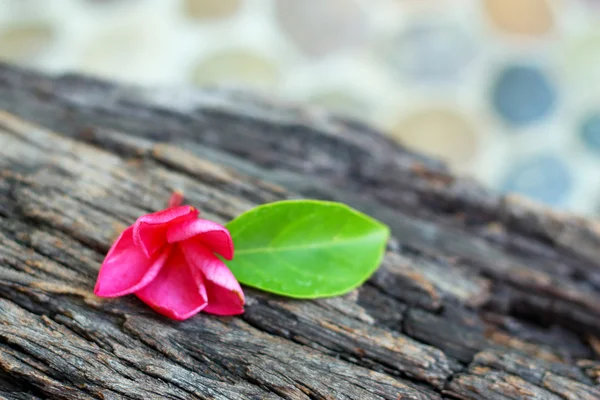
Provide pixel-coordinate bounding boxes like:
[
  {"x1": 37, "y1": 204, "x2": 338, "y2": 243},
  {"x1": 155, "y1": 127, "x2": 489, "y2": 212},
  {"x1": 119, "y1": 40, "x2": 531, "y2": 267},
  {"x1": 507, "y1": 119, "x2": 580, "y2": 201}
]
[{"x1": 1, "y1": 0, "x2": 600, "y2": 216}]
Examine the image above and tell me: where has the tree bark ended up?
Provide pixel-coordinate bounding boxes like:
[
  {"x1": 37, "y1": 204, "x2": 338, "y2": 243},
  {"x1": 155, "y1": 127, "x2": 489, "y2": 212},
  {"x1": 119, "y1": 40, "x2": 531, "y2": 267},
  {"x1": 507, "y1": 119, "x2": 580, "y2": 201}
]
[{"x1": 1, "y1": 62, "x2": 599, "y2": 399}]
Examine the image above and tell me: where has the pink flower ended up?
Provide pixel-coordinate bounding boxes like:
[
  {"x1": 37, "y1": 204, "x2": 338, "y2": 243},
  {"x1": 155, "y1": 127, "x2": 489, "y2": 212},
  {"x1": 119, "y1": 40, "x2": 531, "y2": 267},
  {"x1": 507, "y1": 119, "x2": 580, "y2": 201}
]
[{"x1": 94, "y1": 193, "x2": 244, "y2": 320}]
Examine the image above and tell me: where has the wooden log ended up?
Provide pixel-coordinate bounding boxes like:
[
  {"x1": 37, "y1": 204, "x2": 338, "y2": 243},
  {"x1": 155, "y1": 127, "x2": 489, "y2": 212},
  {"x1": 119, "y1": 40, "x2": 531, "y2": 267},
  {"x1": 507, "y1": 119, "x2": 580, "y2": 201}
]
[{"x1": 1, "y1": 62, "x2": 599, "y2": 399}]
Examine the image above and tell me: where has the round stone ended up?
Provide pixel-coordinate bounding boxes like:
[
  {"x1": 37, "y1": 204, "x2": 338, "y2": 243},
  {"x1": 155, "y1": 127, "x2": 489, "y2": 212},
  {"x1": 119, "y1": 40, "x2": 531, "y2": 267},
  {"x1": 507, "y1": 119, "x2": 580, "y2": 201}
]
[
  {"x1": 0, "y1": 23, "x2": 55, "y2": 63},
  {"x1": 390, "y1": 108, "x2": 478, "y2": 170},
  {"x1": 491, "y1": 65, "x2": 556, "y2": 126},
  {"x1": 191, "y1": 50, "x2": 279, "y2": 89},
  {"x1": 501, "y1": 155, "x2": 572, "y2": 207},
  {"x1": 275, "y1": 0, "x2": 368, "y2": 57},
  {"x1": 579, "y1": 113, "x2": 600, "y2": 153},
  {"x1": 484, "y1": 0, "x2": 554, "y2": 36},
  {"x1": 306, "y1": 91, "x2": 371, "y2": 120},
  {"x1": 387, "y1": 22, "x2": 476, "y2": 83},
  {"x1": 183, "y1": 0, "x2": 241, "y2": 20},
  {"x1": 563, "y1": 31, "x2": 600, "y2": 90},
  {"x1": 79, "y1": 22, "x2": 168, "y2": 83}
]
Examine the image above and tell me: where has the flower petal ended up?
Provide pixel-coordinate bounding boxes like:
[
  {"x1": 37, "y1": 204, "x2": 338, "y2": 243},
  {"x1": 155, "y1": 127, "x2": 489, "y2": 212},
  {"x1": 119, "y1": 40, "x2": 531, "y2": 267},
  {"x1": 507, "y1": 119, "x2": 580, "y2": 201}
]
[
  {"x1": 168, "y1": 191, "x2": 184, "y2": 208},
  {"x1": 94, "y1": 227, "x2": 170, "y2": 297},
  {"x1": 180, "y1": 241, "x2": 244, "y2": 315},
  {"x1": 135, "y1": 246, "x2": 208, "y2": 321},
  {"x1": 166, "y1": 218, "x2": 234, "y2": 260},
  {"x1": 133, "y1": 205, "x2": 199, "y2": 257}
]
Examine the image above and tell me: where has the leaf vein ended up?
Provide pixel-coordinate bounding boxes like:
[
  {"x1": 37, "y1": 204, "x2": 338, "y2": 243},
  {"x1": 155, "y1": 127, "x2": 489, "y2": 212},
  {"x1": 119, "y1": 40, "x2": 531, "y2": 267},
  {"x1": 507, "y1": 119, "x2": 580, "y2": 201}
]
[{"x1": 235, "y1": 232, "x2": 385, "y2": 255}]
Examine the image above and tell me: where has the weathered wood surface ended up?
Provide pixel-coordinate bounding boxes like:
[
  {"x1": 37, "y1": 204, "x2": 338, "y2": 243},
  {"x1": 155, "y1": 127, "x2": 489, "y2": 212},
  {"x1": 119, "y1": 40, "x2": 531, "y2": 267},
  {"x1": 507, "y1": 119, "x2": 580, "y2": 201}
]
[{"x1": 1, "y1": 62, "x2": 600, "y2": 399}]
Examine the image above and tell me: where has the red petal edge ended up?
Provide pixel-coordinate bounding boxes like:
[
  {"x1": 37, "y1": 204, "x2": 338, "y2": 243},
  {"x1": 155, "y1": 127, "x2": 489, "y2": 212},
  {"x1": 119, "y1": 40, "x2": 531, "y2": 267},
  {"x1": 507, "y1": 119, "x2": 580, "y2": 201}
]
[
  {"x1": 180, "y1": 241, "x2": 244, "y2": 316},
  {"x1": 133, "y1": 205, "x2": 199, "y2": 257},
  {"x1": 135, "y1": 245, "x2": 209, "y2": 321},
  {"x1": 166, "y1": 218, "x2": 234, "y2": 260},
  {"x1": 94, "y1": 227, "x2": 171, "y2": 297}
]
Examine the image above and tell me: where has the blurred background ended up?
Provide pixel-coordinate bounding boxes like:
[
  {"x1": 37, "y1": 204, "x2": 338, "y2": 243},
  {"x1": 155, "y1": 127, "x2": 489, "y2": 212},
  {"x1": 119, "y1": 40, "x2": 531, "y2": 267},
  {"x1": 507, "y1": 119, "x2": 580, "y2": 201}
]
[{"x1": 1, "y1": 0, "x2": 599, "y2": 216}]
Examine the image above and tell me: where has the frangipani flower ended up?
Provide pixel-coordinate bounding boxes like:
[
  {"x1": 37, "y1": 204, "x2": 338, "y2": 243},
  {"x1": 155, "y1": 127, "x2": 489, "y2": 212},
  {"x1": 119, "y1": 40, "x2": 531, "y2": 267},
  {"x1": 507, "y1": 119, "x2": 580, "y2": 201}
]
[{"x1": 94, "y1": 193, "x2": 244, "y2": 320}]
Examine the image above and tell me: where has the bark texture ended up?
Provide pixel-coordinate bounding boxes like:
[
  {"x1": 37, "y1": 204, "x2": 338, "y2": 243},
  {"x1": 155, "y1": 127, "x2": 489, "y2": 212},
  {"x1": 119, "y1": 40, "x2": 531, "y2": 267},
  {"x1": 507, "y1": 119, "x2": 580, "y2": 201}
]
[{"x1": 1, "y1": 63, "x2": 600, "y2": 399}]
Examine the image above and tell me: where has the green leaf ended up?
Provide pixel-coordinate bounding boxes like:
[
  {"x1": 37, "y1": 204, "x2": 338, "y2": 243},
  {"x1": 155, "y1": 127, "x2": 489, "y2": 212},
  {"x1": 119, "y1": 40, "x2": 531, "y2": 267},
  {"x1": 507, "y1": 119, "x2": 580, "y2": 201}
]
[{"x1": 224, "y1": 200, "x2": 390, "y2": 298}]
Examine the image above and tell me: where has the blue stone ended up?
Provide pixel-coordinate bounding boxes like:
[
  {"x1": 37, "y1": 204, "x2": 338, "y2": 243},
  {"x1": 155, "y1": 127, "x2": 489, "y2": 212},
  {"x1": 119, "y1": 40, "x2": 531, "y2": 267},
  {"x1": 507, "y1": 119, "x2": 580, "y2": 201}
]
[
  {"x1": 492, "y1": 65, "x2": 556, "y2": 126},
  {"x1": 580, "y1": 113, "x2": 600, "y2": 153},
  {"x1": 501, "y1": 155, "x2": 571, "y2": 207},
  {"x1": 389, "y1": 22, "x2": 476, "y2": 83}
]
